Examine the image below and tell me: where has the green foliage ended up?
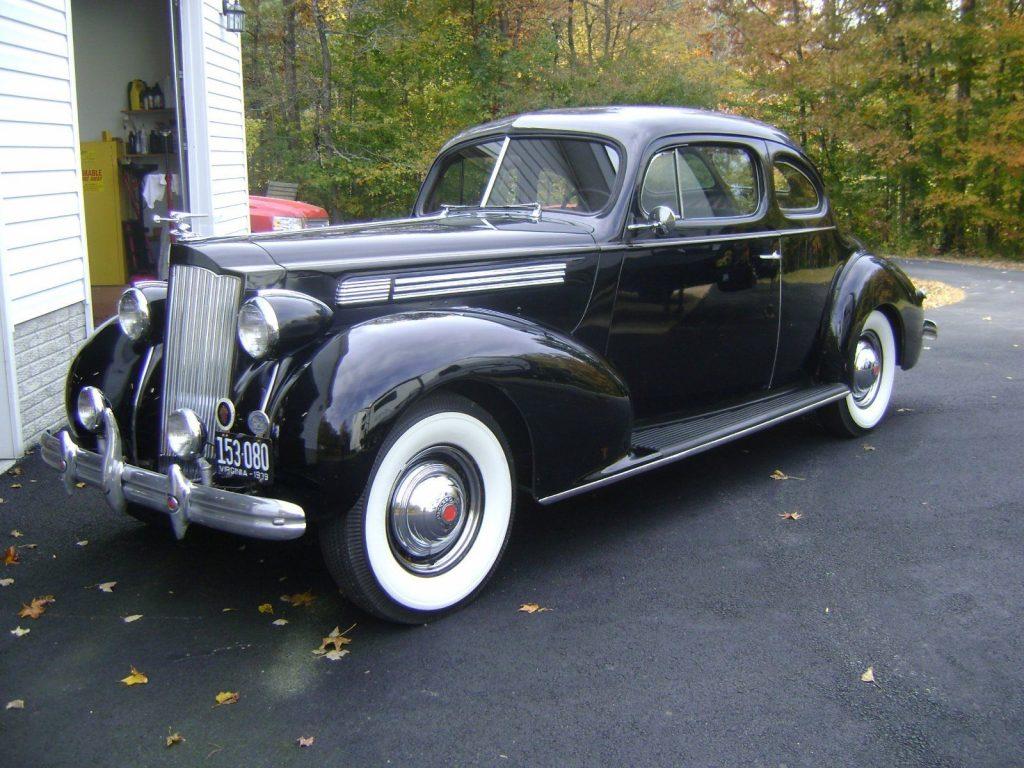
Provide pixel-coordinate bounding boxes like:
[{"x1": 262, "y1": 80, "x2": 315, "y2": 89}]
[{"x1": 242, "y1": 0, "x2": 1024, "y2": 258}]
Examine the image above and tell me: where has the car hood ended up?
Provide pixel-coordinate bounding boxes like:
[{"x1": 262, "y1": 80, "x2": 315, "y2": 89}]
[{"x1": 248, "y1": 213, "x2": 597, "y2": 273}]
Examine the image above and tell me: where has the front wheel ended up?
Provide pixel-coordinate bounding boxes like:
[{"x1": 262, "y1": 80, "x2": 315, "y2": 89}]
[
  {"x1": 820, "y1": 309, "x2": 897, "y2": 437},
  {"x1": 320, "y1": 393, "x2": 515, "y2": 624}
]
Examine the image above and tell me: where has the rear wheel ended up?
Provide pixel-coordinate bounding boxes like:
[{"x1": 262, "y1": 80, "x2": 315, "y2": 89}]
[
  {"x1": 320, "y1": 393, "x2": 515, "y2": 624},
  {"x1": 820, "y1": 309, "x2": 897, "y2": 437}
]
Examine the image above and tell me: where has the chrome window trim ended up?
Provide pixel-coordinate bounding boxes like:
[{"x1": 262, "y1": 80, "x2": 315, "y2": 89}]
[{"x1": 616, "y1": 224, "x2": 836, "y2": 250}]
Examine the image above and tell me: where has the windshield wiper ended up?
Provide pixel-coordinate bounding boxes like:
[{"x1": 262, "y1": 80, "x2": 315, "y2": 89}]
[{"x1": 440, "y1": 202, "x2": 542, "y2": 221}]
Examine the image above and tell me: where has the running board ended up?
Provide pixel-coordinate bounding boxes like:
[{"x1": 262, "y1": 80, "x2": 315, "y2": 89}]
[{"x1": 538, "y1": 384, "x2": 849, "y2": 505}]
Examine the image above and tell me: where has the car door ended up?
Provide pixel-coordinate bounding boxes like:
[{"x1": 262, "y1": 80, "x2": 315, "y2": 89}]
[
  {"x1": 766, "y1": 147, "x2": 842, "y2": 388},
  {"x1": 606, "y1": 138, "x2": 782, "y2": 420}
]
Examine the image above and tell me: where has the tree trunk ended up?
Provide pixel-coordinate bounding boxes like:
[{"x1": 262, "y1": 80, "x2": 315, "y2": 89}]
[{"x1": 282, "y1": 0, "x2": 300, "y2": 131}]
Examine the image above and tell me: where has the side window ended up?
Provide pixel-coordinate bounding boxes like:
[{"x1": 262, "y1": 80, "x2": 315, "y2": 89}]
[
  {"x1": 640, "y1": 144, "x2": 760, "y2": 221},
  {"x1": 773, "y1": 160, "x2": 820, "y2": 212}
]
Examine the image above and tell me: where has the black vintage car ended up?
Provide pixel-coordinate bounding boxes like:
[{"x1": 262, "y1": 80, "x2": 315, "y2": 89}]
[{"x1": 43, "y1": 106, "x2": 936, "y2": 623}]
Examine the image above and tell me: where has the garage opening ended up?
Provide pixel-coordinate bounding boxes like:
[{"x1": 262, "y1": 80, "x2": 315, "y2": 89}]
[{"x1": 71, "y1": 0, "x2": 188, "y2": 325}]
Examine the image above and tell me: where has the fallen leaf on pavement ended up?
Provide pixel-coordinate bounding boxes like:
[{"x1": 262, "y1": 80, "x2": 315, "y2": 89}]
[
  {"x1": 214, "y1": 691, "x2": 239, "y2": 706},
  {"x1": 778, "y1": 511, "x2": 803, "y2": 520},
  {"x1": 123, "y1": 614, "x2": 143, "y2": 623},
  {"x1": 518, "y1": 603, "x2": 552, "y2": 614},
  {"x1": 166, "y1": 731, "x2": 185, "y2": 748},
  {"x1": 0, "y1": 578, "x2": 12, "y2": 587},
  {"x1": 982, "y1": 316, "x2": 992, "y2": 321},
  {"x1": 18, "y1": 595, "x2": 54, "y2": 619},
  {"x1": 863, "y1": 444, "x2": 876, "y2": 452},
  {"x1": 770, "y1": 469, "x2": 804, "y2": 481},
  {"x1": 3, "y1": 546, "x2": 19, "y2": 566},
  {"x1": 121, "y1": 666, "x2": 148, "y2": 686},
  {"x1": 313, "y1": 624, "x2": 355, "y2": 659},
  {"x1": 74, "y1": 482, "x2": 85, "y2": 488},
  {"x1": 297, "y1": 736, "x2": 315, "y2": 748},
  {"x1": 10, "y1": 530, "x2": 22, "y2": 538},
  {"x1": 6, "y1": 700, "x2": 24, "y2": 710},
  {"x1": 10, "y1": 626, "x2": 29, "y2": 637},
  {"x1": 9, "y1": 467, "x2": 22, "y2": 476},
  {"x1": 280, "y1": 591, "x2": 315, "y2": 607},
  {"x1": 221, "y1": 607, "x2": 236, "y2": 612},
  {"x1": 258, "y1": 603, "x2": 274, "y2": 615},
  {"x1": 860, "y1": 666, "x2": 876, "y2": 683},
  {"x1": 896, "y1": 407, "x2": 914, "y2": 413},
  {"x1": 76, "y1": 540, "x2": 88, "y2": 547},
  {"x1": 97, "y1": 581, "x2": 117, "y2": 593},
  {"x1": 271, "y1": 618, "x2": 289, "y2": 627},
  {"x1": 19, "y1": 544, "x2": 36, "y2": 550},
  {"x1": 10, "y1": 483, "x2": 21, "y2": 489}
]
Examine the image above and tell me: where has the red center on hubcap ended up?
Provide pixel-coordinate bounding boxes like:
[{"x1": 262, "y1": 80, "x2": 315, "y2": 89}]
[{"x1": 441, "y1": 503, "x2": 458, "y2": 524}]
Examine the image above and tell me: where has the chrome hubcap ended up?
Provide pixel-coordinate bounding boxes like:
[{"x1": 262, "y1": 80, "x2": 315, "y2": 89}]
[
  {"x1": 387, "y1": 446, "x2": 483, "y2": 575},
  {"x1": 852, "y1": 331, "x2": 883, "y2": 406}
]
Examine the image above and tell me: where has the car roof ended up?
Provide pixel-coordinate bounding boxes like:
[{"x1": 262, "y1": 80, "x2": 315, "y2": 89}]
[{"x1": 440, "y1": 105, "x2": 801, "y2": 155}]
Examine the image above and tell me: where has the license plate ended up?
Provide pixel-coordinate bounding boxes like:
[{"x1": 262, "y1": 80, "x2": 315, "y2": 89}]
[{"x1": 213, "y1": 432, "x2": 273, "y2": 484}]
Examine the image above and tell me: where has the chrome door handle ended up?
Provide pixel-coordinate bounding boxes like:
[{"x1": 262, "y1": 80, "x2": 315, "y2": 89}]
[{"x1": 759, "y1": 251, "x2": 782, "y2": 261}]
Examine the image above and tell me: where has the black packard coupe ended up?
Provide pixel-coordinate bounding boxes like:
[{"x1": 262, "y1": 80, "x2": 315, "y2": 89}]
[{"x1": 43, "y1": 107, "x2": 937, "y2": 623}]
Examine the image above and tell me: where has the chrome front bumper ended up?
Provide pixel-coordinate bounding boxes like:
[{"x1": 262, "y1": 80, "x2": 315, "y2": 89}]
[{"x1": 40, "y1": 408, "x2": 306, "y2": 541}]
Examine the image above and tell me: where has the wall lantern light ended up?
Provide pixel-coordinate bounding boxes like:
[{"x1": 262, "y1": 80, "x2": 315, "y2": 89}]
[{"x1": 222, "y1": 1, "x2": 246, "y2": 33}]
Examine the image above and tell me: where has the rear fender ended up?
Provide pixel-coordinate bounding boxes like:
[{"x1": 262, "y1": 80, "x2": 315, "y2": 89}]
[
  {"x1": 818, "y1": 253, "x2": 925, "y2": 385},
  {"x1": 274, "y1": 310, "x2": 631, "y2": 520}
]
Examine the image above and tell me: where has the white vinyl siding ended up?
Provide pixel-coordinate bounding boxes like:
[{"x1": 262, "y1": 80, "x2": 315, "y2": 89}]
[
  {"x1": 180, "y1": 0, "x2": 249, "y2": 237},
  {"x1": 0, "y1": 0, "x2": 90, "y2": 453},
  {"x1": 0, "y1": 0, "x2": 89, "y2": 327}
]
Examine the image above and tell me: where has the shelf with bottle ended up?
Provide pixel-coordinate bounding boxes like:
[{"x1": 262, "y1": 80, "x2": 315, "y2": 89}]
[{"x1": 121, "y1": 108, "x2": 175, "y2": 117}]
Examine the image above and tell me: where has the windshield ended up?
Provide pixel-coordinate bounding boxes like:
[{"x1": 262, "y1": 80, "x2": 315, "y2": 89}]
[{"x1": 424, "y1": 136, "x2": 621, "y2": 215}]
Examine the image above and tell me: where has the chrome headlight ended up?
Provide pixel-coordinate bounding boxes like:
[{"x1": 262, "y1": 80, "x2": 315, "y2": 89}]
[
  {"x1": 237, "y1": 297, "x2": 279, "y2": 359},
  {"x1": 117, "y1": 287, "x2": 150, "y2": 340},
  {"x1": 166, "y1": 408, "x2": 205, "y2": 458},
  {"x1": 271, "y1": 216, "x2": 304, "y2": 232},
  {"x1": 76, "y1": 386, "x2": 105, "y2": 433}
]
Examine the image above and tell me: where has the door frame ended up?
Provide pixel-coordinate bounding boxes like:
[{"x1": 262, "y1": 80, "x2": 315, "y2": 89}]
[{"x1": 0, "y1": 224, "x2": 23, "y2": 460}]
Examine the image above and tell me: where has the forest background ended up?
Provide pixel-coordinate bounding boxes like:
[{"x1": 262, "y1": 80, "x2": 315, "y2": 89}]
[{"x1": 241, "y1": 0, "x2": 1024, "y2": 258}]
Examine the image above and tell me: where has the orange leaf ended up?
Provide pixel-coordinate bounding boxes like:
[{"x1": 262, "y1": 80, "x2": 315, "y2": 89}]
[
  {"x1": 18, "y1": 595, "x2": 54, "y2": 619},
  {"x1": 3, "y1": 545, "x2": 18, "y2": 566},
  {"x1": 165, "y1": 732, "x2": 185, "y2": 747},
  {"x1": 518, "y1": 603, "x2": 552, "y2": 614},
  {"x1": 257, "y1": 603, "x2": 274, "y2": 615},
  {"x1": 280, "y1": 591, "x2": 315, "y2": 607}
]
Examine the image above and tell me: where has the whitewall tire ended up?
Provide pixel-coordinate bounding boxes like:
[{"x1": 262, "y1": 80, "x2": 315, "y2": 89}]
[
  {"x1": 320, "y1": 393, "x2": 515, "y2": 623},
  {"x1": 820, "y1": 309, "x2": 897, "y2": 437}
]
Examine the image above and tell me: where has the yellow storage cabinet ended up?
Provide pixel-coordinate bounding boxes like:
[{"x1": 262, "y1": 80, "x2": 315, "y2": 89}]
[{"x1": 80, "y1": 139, "x2": 126, "y2": 286}]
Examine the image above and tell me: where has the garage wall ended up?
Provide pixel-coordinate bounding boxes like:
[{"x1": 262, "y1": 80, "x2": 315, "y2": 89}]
[
  {"x1": 71, "y1": 0, "x2": 171, "y2": 142},
  {"x1": 179, "y1": 0, "x2": 250, "y2": 237},
  {"x1": 0, "y1": 0, "x2": 91, "y2": 452}
]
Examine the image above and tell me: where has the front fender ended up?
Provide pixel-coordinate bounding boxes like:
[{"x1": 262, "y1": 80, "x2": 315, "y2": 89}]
[
  {"x1": 66, "y1": 319, "x2": 154, "y2": 455},
  {"x1": 819, "y1": 252, "x2": 924, "y2": 385},
  {"x1": 274, "y1": 310, "x2": 631, "y2": 520}
]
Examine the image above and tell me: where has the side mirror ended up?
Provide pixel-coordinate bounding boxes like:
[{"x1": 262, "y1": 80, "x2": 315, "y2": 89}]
[{"x1": 627, "y1": 205, "x2": 678, "y2": 236}]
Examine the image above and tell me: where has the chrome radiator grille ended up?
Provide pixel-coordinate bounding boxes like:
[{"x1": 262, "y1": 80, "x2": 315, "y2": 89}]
[{"x1": 161, "y1": 265, "x2": 243, "y2": 458}]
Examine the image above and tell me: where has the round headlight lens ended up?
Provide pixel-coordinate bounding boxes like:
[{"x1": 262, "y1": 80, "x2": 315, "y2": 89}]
[
  {"x1": 117, "y1": 288, "x2": 150, "y2": 340},
  {"x1": 237, "y1": 297, "x2": 279, "y2": 359},
  {"x1": 165, "y1": 408, "x2": 205, "y2": 458},
  {"x1": 76, "y1": 386, "x2": 105, "y2": 433}
]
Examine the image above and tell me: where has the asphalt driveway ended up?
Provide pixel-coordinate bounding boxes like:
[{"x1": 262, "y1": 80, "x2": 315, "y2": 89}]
[{"x1": 1, "y1": 259, "x2": 1021, "y2": 767}]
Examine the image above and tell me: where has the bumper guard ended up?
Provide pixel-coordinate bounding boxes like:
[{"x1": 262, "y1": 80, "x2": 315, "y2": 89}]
[{"x1": 40, "y1": 408, "x2": 305, "y2": 541}]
